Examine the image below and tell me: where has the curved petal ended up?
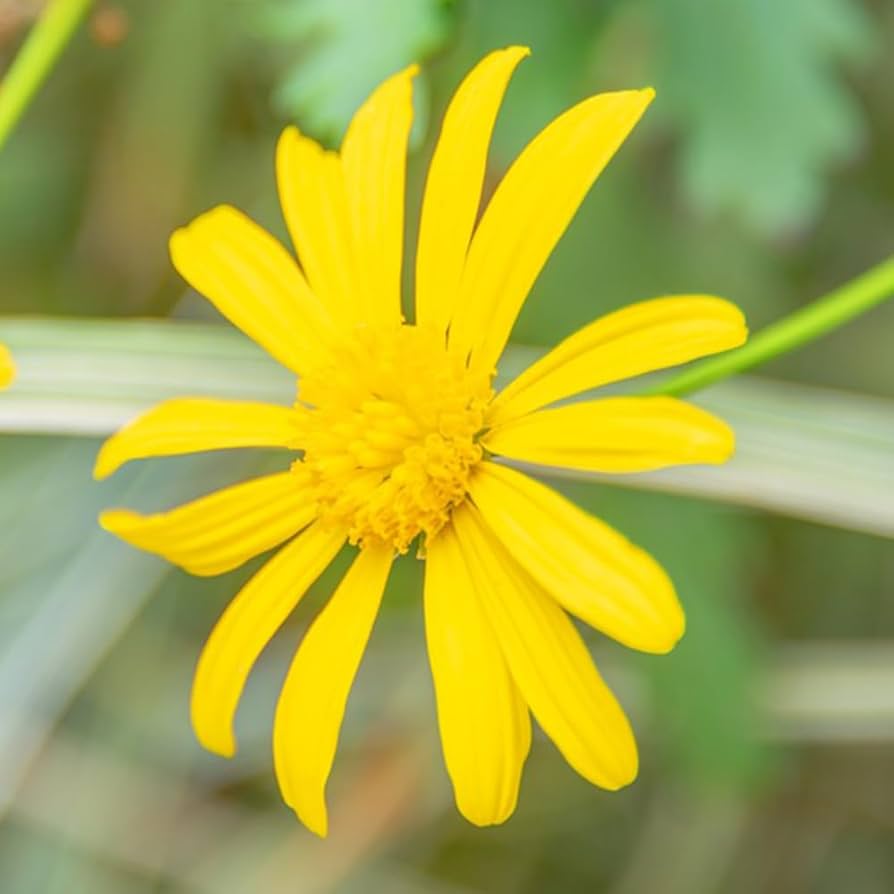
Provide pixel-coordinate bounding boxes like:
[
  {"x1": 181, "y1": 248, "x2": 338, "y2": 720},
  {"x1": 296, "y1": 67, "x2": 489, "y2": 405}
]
[
  {"x1": 170, "y1": 205, "x2": 334, "y2": 374},
  {"x1": 0, "y1": 344, "x2": 14, "y2": 388},
  {"x1": 484, "y1": 397, "x2": 734, "y2": 473},
  {"x1": 415, "y1": 46, "x2": 529, "y2": 333},
  {"x1": 424, "y1": 524, "x2": 530, "y2": 826},
  {"x1": 273, "y1": 544, "x2": 392, "y2": 837},
  {"x1": 94, "y1": 399, "x2": 300, "y2": 480},
  {"x1": 276, "y1": 128, "x2": 361, "y2": 328},
  {"x1": 489, "y1": 295, "x2": 747, "y2": 425},
  {"x1": 100, "y1": 470, "x2": 317, "y2": 577},
  {"x1": 191, "y1": 521, "x2": 345, "y2": 758},
  {"x1": 469, "y1": 463, "x2": 683, "y2": 654},
  {"x1": 449, "y1": 88, "x2": 655, "y2": 371},
  {"x1": 341, "y1": 65, "x2": 417, "y2": 329},
  {"x1": 453, "y1": 504, "x2": 638, "y2": 791}
]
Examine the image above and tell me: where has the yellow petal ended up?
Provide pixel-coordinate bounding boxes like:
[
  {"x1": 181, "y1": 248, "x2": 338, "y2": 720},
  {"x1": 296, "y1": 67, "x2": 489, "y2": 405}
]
[
  {"x1": 276, "y1": 128, "x2": 362, "y2": 328},
  {"x1": 415, "y1": 46, "x2": 529, "y2": 333},
  {"x1": 94, "y1": 398, "x2": 299, "y2": 480},
  {"x1": 99, "y1": 470, "x2": 317, "y2": 577},
  {"x1": 273, "y1": 544, "x2": 392, "y2": 837},
  {"x1": 191, "y1": 521, "x2": 345, "y2": 758},
  {"x1": 449, "y1": 88, "x2": 655, "y2": 371},
  {"x1": 469, "y1": 463, "x2": 683, "y2": 654},
  {"x1": 453, "y1": 504, "x2": 638, "y2": 790},
  {"x1": 484, "y1": 397, "x2": 734, "y2": 473},
  {"x1": 341, "y1": 65, "x2": 417, "y2": 329},
  {"x1": 424, "y1": 524, "x2": 530, "y2": 826},
  {"x1": 0, "y1": 344, "x2": 14, "y2": 388},
  {"x1": 170, "y1": 205, "x2": 334, "y2": 374},
  {"x1": 490, "y1": 295, "x2": 747, "y2": 425}
]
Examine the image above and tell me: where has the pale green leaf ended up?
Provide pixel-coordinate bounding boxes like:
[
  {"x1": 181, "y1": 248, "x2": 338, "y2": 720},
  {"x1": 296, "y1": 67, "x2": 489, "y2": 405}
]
[
  {"x1": 1, "y1": 319, "x2": 892, "y2": 537},
  {"x1": 251, "y1": 0, "x2": 454, "y2": 144},
  {"x1": 642, "y1": 0, "x2": 873, "y2": 233}
]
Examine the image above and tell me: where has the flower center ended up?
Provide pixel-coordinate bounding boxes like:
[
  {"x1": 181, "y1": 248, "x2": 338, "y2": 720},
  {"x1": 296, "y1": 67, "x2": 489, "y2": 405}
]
[{"x1": 295, "y1": 325, "x2": 492, "y2": 554}]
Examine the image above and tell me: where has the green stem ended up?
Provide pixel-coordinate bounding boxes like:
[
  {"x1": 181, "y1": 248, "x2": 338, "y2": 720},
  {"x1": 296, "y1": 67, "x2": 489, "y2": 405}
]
[
  {"x1": 0, "y1": 0, "x2": 94, "y2": 152},
  {"x1": 654, "y1": 255, "x2": 894, "y2": 397}
]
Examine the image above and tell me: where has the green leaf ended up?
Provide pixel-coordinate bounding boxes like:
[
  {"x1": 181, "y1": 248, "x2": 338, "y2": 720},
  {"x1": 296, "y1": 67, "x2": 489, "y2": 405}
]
[
  {"x1": 642, "y1": 0, "x2": 873, "y2": 233},
  {"x1": 250, "y1": 0, "x2": 455, "y2": 145},
  {"x1": 2, "y1": 317, "x2": 892, "y2": 538}
]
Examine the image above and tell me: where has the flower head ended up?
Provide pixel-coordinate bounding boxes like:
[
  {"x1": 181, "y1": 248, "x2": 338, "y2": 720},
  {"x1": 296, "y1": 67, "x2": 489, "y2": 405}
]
[
  {"x1": 296, "y1": 323, "x2": 492, "y2": 553},
  {"x1": 97, "y1": 47, "x2": 746, "y2": 836}
]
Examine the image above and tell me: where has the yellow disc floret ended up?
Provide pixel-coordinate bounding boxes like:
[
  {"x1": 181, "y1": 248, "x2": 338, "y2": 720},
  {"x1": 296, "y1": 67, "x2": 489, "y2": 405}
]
[{"x1": 296, "y1": 325, "x2": 492, "y2": 553}]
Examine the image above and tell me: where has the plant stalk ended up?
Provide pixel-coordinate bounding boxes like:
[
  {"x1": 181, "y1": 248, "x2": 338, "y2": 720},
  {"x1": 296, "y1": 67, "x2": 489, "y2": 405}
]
[
  {"x1": 654, "y1": 255, "x2": 894, "y2": 397},
  {"x1": 0, "y1": 0, "x2": 94, "y2": 151}
]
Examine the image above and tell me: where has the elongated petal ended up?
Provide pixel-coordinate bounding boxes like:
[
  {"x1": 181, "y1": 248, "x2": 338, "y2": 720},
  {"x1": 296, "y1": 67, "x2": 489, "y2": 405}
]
[
  {"x1": 276, "y1": 128, "x2": 361, "y2": 328},
  {"x1": 191, "y1": 521, "x2": 345, "y2": 758},
  {"x1": 170, "y1": 205, "x2": 334, "y2": 374},
  {"x1": 100, "y1": 470, "x2": 317, "y2": 577},
  {"x1": 274, "y1": 544, "x2": 392, "y2": 837},
  {"x1": 490, "y1": 295, "x2": 747, "y2": 425},
  {"x1": 341, "y1": 65, "x2": 417, "y2": 329},
  {"x1": 0, "y1": 344, "x2": 14, "y2": 388},
  {"x1": 484, "y1": 397, "x2": 734, "y2": 473},
  {"x1": 415, "y1": 46, "x2": 529, "y2": 333},
  {"x1": 453, "y1": 504, "x2": 638, "y2": 790},
  {"x1": 425, "y1": 524, "x2": 530, "y2": 826},
  {"x1": 449, "y1": 88, "x2": 654, "y2": 371},
  {"x1": 94, "y1": 399, "x2": 299, "y2": 480},
  {"x1": 469, "y1": 463, "x2": 683, "y2": 653}
]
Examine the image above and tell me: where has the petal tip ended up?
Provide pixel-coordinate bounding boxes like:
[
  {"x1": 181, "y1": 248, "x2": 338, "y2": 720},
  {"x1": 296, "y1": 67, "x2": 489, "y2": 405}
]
[
  {"x1": 276, "y1": 126, "x2": 300, "y2": 160},
  {"x1": 602, "y1": 732, "x2": 640, "y2": 791},
  {"x1": 93, "y1": 444, "x2": 120, "y2": 480},
  {"x1": 703, "y1": 417, "x2": 737, "y2": 465},
  {"x1": 641, "y1": 566, "x2": 686, "y2": 654},
  {"x1": 295, "y1": 805, "x2": 328, "y2": 838},
  {"x1": 167, "y1": 225, "x2": 192, "y2": 269},
  {"x1": 193, "y1": 721, "x2": 237, "y2": 760},
  {"x1": 585, "y1": 739, "x2": 639, "y2": 792},
  {"x1": 277, "y1": 124, "x2": 319, "y2": 159},
  {"x1": 98, "y1": 509, "x2": 127, "y2": 534},
  {"x1": 203, "y1": 203, "x2": 240, "y2": 227},
  {"x1": 205, "y1": 738, "x2": 237, "y2": 760},
  {"x1": 717, "y1": 434, "x2": 737, "y2": 464},
  {"x1": 613, "y1": 755, "x2": 640, "y2": 790},
  {"x1": 191, "y1": 676, "x2": 239, "y2": 759},
  {"x1": 502, "y1": 44, "x2": 531, "y2": 61},
  {"x1": 175, "y1": 204, "x2": 238, "y2": 240},
  {"x1": 647, "y1": 610, "x2": 687, "y2": 655},
  {"x1": 179, "y1": 562, "x2": 225, "y2": 579},
  {"x1": 279, "y1": 123, "x2": 300, "y2": 143},
  {"x1": 0, "y1": 352, "x2": 16, "y2": 388},
  {"x1": 457, "y1": 798, "x2": 516, "y2": 828},
  {"x1": 701, "y1": 295, "x2": 749, "y2": 345}
]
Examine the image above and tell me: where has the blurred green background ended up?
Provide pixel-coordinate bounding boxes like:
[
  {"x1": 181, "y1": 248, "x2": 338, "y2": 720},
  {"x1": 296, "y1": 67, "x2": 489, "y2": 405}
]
[{"x1": 1, "y1": 0, "x2": 893, "y2": 891}]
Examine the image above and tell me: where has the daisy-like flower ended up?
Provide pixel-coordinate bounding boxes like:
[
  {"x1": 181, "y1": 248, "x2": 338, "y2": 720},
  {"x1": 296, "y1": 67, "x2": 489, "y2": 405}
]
[
  {"x1": 97, "y1": 47, "x2": 747, "y2": 836},
  {"x1": 0, "y1": 345, "x2": 14, "y2": 388}
]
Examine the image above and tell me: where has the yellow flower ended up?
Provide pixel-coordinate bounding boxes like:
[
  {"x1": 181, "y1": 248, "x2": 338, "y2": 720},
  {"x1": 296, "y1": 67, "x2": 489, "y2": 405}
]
[
  {"x1": 96, "y1": 47, "x2": 747, "y2": 836},
  {"x1": 0, "y1": 345, "x2": 14, "y2": 388}
]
